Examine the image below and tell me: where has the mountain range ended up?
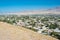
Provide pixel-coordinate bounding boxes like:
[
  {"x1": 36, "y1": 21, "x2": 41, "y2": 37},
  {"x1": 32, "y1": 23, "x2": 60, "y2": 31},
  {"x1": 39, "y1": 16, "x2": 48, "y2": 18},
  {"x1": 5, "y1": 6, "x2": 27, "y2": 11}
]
[{"x1": 0, "y1": 7, "x2": 60, "y2": 15}]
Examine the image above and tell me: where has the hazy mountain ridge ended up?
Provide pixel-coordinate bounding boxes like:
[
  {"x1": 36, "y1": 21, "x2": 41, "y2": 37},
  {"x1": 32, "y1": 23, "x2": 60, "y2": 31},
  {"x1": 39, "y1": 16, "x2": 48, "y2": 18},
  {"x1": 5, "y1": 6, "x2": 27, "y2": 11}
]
[{"x1": 0, "y1": 7, "x2": 60, "y2": 15}]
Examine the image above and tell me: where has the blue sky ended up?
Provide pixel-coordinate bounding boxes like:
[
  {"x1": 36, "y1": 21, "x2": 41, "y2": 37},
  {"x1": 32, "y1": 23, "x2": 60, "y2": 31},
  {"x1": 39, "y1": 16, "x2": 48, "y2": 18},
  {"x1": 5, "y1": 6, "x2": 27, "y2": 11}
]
[{"x1": 0, "y1": 0, "x2": 60, "y2": 12}]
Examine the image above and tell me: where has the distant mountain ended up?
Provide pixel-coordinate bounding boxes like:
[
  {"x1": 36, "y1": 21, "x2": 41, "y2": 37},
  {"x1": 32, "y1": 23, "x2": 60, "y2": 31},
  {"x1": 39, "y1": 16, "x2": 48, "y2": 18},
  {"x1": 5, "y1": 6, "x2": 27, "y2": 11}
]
[
  {"x1": 16, "y1": 7, "x2": 60, "y2": 15},
  {"x1": 47, "y1": 7, "x2": 60, "y2": 12},
  {"x1": 54, "y1": 7, "x2": 60, "y2": 11},
  {"x1": 0, "y1": 7, "x2": 60, "y2": 15}
]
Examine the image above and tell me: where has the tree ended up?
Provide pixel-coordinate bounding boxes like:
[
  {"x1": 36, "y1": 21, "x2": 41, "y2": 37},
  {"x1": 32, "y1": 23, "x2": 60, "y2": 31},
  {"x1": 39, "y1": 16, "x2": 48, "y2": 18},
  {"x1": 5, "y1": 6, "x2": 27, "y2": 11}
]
[{"x1": 49, "y1": 23, "x2": 58, "y2": 29}]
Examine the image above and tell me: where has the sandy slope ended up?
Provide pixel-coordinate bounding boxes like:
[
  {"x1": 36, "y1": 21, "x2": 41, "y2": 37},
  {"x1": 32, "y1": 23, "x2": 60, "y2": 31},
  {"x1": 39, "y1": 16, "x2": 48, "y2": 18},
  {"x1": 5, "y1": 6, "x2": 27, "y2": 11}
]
[{"x1": 0, "y1": 22, "x2": 58, "y2": 40}]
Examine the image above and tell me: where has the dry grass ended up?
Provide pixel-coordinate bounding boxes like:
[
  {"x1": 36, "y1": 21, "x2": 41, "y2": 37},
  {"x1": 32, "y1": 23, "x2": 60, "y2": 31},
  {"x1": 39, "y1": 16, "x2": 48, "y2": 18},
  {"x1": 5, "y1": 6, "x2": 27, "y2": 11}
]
[{"x1": 0, "y1": 22, "x2": 58, "y2": 40}]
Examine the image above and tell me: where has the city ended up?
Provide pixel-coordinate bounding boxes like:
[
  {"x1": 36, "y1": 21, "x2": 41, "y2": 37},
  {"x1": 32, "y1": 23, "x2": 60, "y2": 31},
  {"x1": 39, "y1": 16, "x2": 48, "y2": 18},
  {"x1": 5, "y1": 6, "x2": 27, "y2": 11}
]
[{"x1": 0, "y1": 14, "x2": 60, "y2": 39}]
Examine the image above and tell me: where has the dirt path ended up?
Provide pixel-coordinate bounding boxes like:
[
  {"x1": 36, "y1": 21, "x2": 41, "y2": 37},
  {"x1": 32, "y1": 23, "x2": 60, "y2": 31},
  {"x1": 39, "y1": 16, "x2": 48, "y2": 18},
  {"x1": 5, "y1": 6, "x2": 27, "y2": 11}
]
[{"x1": 0, "y1": 22, "x2": 58, "y2": 40}]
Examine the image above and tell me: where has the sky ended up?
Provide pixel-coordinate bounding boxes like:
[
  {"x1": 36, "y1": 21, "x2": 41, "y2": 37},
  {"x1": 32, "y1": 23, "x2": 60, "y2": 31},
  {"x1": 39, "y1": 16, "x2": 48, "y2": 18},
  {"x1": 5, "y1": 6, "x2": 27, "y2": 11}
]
[{"x1": 0, "y1": 0, "x2": 60, "y2": 12}]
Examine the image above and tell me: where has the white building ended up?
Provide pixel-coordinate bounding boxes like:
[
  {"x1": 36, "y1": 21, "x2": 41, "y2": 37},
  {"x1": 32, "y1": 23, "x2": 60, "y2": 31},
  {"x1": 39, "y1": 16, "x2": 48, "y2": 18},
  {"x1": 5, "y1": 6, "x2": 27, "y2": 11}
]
[
  {"x1": 26, "y1": 25, "x2": 32, "y2": 28},
  {"x1": 16, "y1": 20, "x2": 25, "y2": 27},
  {"x1": 37, "y1": 26, "x2": 47, "y2": 33},
  {"x1": 54, "y1": 28, "x2": 60, "y2": 32}
]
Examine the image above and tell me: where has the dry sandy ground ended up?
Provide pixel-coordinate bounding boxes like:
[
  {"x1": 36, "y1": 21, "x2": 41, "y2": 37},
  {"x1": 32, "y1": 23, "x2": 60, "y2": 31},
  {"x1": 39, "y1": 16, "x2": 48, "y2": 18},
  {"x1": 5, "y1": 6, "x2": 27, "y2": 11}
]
[{"x1": 0, "y1": 22, "x2": 58, "y2": 40}]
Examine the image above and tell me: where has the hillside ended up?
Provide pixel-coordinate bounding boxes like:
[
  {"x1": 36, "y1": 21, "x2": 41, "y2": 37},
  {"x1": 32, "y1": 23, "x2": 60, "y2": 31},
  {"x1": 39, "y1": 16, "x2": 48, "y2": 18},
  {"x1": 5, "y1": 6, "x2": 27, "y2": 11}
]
[{"x1": 0, "y1": 22, "x2": 58, "y2": 40}]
